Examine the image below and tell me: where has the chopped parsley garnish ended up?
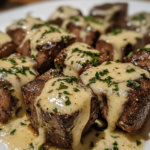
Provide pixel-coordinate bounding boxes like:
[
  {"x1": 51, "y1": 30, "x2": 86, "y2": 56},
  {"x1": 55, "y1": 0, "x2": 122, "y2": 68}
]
[
  {"x1": 69, "y1": 16, "x2": 79, "y2": 22},
  {"x1": 42, "y1": 26, "x2": 61, "y2": 36},
  {"x1": 72, "y1": 48, "x2": 100, "y2": 66},
  {"x1": 65, "y1": 99, "x2": 71, "y2": 106},
  {"x1": 36, "y1": 40, "x2": 39, "y2": 43},
  {"x1": 131, "y1": 13, "x2": 145, "y2": 21},
  {"x1": 126, "y1": 68, "x2": 135, "y2": 73},
  {"x1": 20, "y1": 122, "x2": 26, "y2": 125},
  {"x1": 115, "y1": 59, "x2": 120, "y2": 63},
  {"x1": 61, "y1": 36, "x2": 70, "y2": 41},
  {"x1": 17, "y1": 22, "x2": 23, "y2": 26},
  {"x1": 58, "y1": 93, "x2": 62, "y2": 98},
  {"x1": 136, "y1": 140, "x2": 142, "y2": 146},
  {"x1": 135, "y1": 37, "x2": 139, "y2": 40},
  {"x1": 29, "y1": 143, "x2": 34, "y2": 149},
  {"x1": 127, "y1": 51, "x2": 133, "y2": 58},
  {"x1": 124, "y1": 38, "x2": 127, "y2": 41},
  {"x1": 63, "y1": 91, "x2": 70, "y2": 95},
  {"x1": 48, "y1": 90, "x2": 53, "y2": 93},
  {"x1": 2, "y1": 83, "x2": 7, "y2": 89},
  {"x1": 2, "y1": 58, "x2": 18, "y2": 66},
  {"x1": 127, "y1": 80, "x2": 140, "y2": 87},
  {"x1": 139, "y1": 48, "x2": 150, "y2": 52},
  {"x1": 0, "y1": 128, "x2": 2, "y2": 131},
  {"x1": 57, "y1": 82, "x2": 68, "y2": 90},
  {"x1": 29, "y1": 70, "x2": 36, "y2": 76},
  {"x1": 10, "y1": 129, "x2": 16, "y2": 135},
  {"x1": 111, "y1": 135, "x2": 120, "y2": 138},
  {"x1": 84, "y1": 16, "x2": 103, "y2": 25},
  {"x1": 30, "y1": 54, "x2": 37, "y2": 60},
  {"x1": 71, "y1": 61, "x2": 74, "y2": 65},
  {"x1": 99, "y1": 69, "x2": 109, "y2": 76},
  {"x1": 53, "y1": 108, "x2": 58, "y2": 113},
  {"x1": 140, "y1": 73, "x2": 146, "y2": 77},
  {"x1": 50, "y1": 72, "x2": 55, "y2": 76},
  {"x1": 111, "y1": 29, "x2": 122, "y2": 35},
  {"x1": 38, "y1": 144, "x2": 43, "y2": 150},
  {"x1": 73, "y1": 88, "x2": 80, "y2": 92},
  {"x1": 67, "y1": 55, "x2": 73, "y2": 60},
  {"x1": 105, "y1": 61, "x2": 111, "y2": 65},
  {"x1": 84, "y1": 73, "x2": 88, "y2": 75},
  {"x1": 31, "y1": 22, "x2": 51, "y2": 30}
]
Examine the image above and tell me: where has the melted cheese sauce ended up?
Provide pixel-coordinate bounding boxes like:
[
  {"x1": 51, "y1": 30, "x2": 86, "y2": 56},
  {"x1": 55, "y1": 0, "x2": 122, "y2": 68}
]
[
  {"x1": 145, "y1": 44, "x2": 150, "y2": 48},
  {"x1": 20, "y1": 24, "x2": 75, "y2": 55},
  {"x1": 0, "y1": 55, "x2": 37, "y2": 117},
  {"x1": 91, "y1": 5, "x2": 121, "y2": 21},
  {"x1": 6, "y1": 16, "x2": 44, "y2": 32},
  {"x1": 62, "y1": 42, "x2": 99, "y2": 77},
  {"x1": 36, "y1": 77, "x2": 92, "y2": 149},
  {"x1": 50, "y1": 6, "x2": 79, "y2": 20},
  {"x1": 129, "y1": 13, "x2": 150, "y2": 35},
  {"x1": 0, "y1": 32, "x2": 12, "y2": 48},
  {"x1": 100, "y1": 30, "x2": 143, "y2": 61},
  {"x1": 80, "y1": 61, "x2": 150, "y2": 131}
]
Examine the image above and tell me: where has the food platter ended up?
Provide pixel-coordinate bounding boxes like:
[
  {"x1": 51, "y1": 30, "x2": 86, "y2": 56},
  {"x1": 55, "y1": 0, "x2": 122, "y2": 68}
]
[{"x1": 1, "y1": 0, "x2": 150, "y2": 150}]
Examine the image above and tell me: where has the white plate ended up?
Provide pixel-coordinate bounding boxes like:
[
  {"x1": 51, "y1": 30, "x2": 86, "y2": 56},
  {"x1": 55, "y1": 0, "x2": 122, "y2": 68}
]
[{"x1": 0, "y1": 0, "x2": 150, "y2": 149}]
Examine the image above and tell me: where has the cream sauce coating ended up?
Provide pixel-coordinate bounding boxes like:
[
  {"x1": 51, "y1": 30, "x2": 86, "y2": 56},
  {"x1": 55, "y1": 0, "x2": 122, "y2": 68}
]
[
  {"x1": 145, "y1": 44, "x2": 150, "y2": 48},
  {"x1": 50, "y1": 6, "x2": 80, "y2": 20},
  {"x1": 20, "y1": 24, "x2": 76, "y2": 55},
  {"x1": 0, "y1": 32, "x2": 12, "y2": 48},
  {"x1": 0, "y1": 55, "x2": 37, "y2": 117},
  {"x1": 36, "y1": 76, "x2": 92, "y2": 149},
  {"x1": 100, "y1": 30, "x2": 143, "y2": 61},
  {"x1": 63, "y1": 42, "x2": 99, "y2": 77},
  {"x1": 6, "y1": 16, "x2": 44, "y2": 32},
  {"x1": 91, "y1": 5, "x2": 121, "y2": 21},
  {"x1": 129, "y1": 13, "x2": 150, "y2": 35},
  {"x1": 80, "y1": 61, "x2": 150, "y2": 131}
]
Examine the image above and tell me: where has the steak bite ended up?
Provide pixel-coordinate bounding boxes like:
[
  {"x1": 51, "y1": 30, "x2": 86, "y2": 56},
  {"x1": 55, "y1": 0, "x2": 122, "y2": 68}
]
[
  {"x1": 17, "y1": 23, "x2": 76, "y2": 74},
  {"x1": 125, "y1": 46, "x2": 150, "y2": 72},
  {"x1": 89, "y1": 3, "x2": 128, "y2": 23},
  {"x1": 61, "y1": 16, "x2": 111, "y2": 47},
  {"x1": 0, "y1": 54, "x2": 38, "y2": 123},
  {"x1": 48, "y1": 6, "x2": 82, "y2": 26},
  {"x1": 0, "y1": 32, "x2": 16, "y2": 59},
  {"x1": 96, "y1": 29, "x2": 144, "y2": 63},
  {"x1": 6, "y1": 16, "x2": 44, "y2": 45},
  {"x1": 22, "y1": 69, "x2": 99, "y2": 149},
  {"x1": 54, "y1": 42, "x2": 101, "y2": 77},
  {"x1": 80, "y1": 61, "x2": 150, "y2": 132}
]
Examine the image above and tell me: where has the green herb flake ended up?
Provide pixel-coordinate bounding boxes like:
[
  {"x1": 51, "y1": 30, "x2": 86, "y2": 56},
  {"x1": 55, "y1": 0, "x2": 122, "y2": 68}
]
[
  {"x1": 84, "y1": 16, "x2": 103, "y2": 25},
  {"x1": 115, "y1": 59, "x2": 120, "y2": 63},
  {"x1": 105, "y1": 61, "x2": 111, "y2": 65},
  {"x1": 73, "y1": 88, "x2": 80, "y2": 92},
  {"x1": 48, "y1": 90, "x2": 53, "y2": 93},
  {"x1": 127, "y1": 51, "x2": 133, "y2": 58},
  {"x1": 113, "y1": 141, "x2": 118, "y2": 146},
  {"x1": 65, "y1": 99, "x2": 71, "y2": 106},
  {"x1": 71, "y1": 61, "x2": 74, "y2": 65},
  {"x1": 29, "y1": 70, "x2": 36, "y2": 76},
  {"x1": 135, "y1": 37, "x2": 139, "y2": 40},
  {"x1": 111, "y1": 29, "x2": 122, "y2": 35},
  {"x1": 53, "y1": 108, "x2": 58, "y2": 113},
  {"x1": 20, "y1": 122, "x2": 26, "y2": 125},
  {"x1": 139, "y1": 48, "x2": 150, "y2": 52},
  {"x1": 38, "y1": 144, "x2": 43, "y2": 150},
  {"x1": 2, "y1": 83, "x2": 7, "y2": 89},
  {"x1": 140, "y1": 73, "x2": 146, "y2": 77},
  {"x1": 63, "y1": 91, "x2": 70, "y2": 95},
  {"x1": 10, "y1": 129, "x2": 16, "y2": 135},
  {"x1": 99, "y1": 69, "x2": 109, "y2": 76},
  {"x1": 127, "y1": 80, "x2": 140, "y2": 87},
  {"x1": 123, "y1": 38, "x2": 127, "y2": 41},
  {"x1": 57, "y1": 82, "x2": 68, "y2": 90},
  {"x1": 0, "y1": 128, "x2": 2, "y2": 131},
  {"x1": 30, "y1": 55, "x2": 36, "y2": 60},
  {"x1": 132, "y1": 13, "x2": 145, "y2": 21},
  {"x1": 36, "y1": 40, "x2": 39, "y2": 43},
  {"x1": 126, "y1": 68, "x2": 135, "y2": 73},
  {"x1": 136, "y1": 140, "x2": 142, "y2": 146},
  {"x1": 29, "y1": 143, "x2": 34, "y2": 148},
  {"x1": 111, "y1": 135, "x2": 120, "y2": 138}
]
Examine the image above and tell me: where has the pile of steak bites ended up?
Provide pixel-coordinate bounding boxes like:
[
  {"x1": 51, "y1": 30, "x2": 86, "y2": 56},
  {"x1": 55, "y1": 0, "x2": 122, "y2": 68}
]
[{"x1": 1, "y1": 3, "x2": 150, "y2": 150}]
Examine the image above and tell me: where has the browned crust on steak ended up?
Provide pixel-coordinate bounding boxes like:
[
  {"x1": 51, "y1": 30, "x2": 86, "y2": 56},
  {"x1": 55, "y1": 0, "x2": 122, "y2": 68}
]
[
  {"x1": 125, "y1": 49, "x2": 150, "y2": 72},
  {"x1": 7, "y1": 28, "x2": 26, "y2": 46},
  {"x1": 0, "y1": 42, "x2": 17, "y2": 59},
  {"x1": 89, "y1": 3, "x2": 128, "y2": 22},
  {"x1": 0, "y1": 79, "x2": 18, "y2": 123},
  {"x1": 96, "y1": 38, "x2": 144, "y2": 63},
  {"x1": 17, "y1": 38, "x2": 75, "y2": 74},
  {"x1": 101, "y1": 78, "x2": 150, "y2": 133},
  {"x1": 22, "y1": 69, "x2": 100, "y2": 149}
]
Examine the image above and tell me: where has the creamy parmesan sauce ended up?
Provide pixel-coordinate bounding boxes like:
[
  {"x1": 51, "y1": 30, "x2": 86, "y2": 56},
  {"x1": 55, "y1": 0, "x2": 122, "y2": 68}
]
[
  {"x1": 100, "y1": 30, "x2": 143, "y2": 61},
  {"x1": 80, "y1": 61, "x2": 150, "y2": 131},
  {"x1": 36, "y1": 77, "x2": 92, "y2": 149},
  {"x1": 91, "y1": 5, "x2": 121, "y2": 21},
  {"x1": 0, "y1": 55, "x2": 37, "y2": 117},
  {"x1": 6, "y1": 16, "x2": 44, "y2": 32},
  {"x1": 20, "y1": 24, "x2": 75, "y2": 55},
  {"x1": 62, "y1": 42, "x2": 99, "y2": 77},
  {"x1": 129, "y1": 13, "x2": 150, "y2": 35},
  {"x1": 145, "y1": 44, "x2": 150, "y2": 48},
  {"x1": 50, "y1": 6, "x2": 79, "y2": 20},
  {"x1": 0, "y1": 32, "x2": 12, "y2": 48}
]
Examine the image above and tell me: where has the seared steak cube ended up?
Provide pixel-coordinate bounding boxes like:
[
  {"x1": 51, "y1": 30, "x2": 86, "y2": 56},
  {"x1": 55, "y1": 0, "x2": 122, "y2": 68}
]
[
  {"x1": 22, "y1": 69, "x2": 99, "y2": 149},
  {"x1": 80, "y1": 61, "x2": 150, "y2": 132},
  {"x1": 0, "y1": 54, "x2": 38, "y2": 123},
  {"x1": 48, "y1": 6, "x2": 82, "y2": 26},
  {"x1": 0, "y1": 32, "x2": 16, "y2": 59},
  {"x1": 17, "y1": 23, "x2": 76, "y2": 74},
  {"x1": 96, "y1": 29, "x2": 144, "y2": 63}
]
